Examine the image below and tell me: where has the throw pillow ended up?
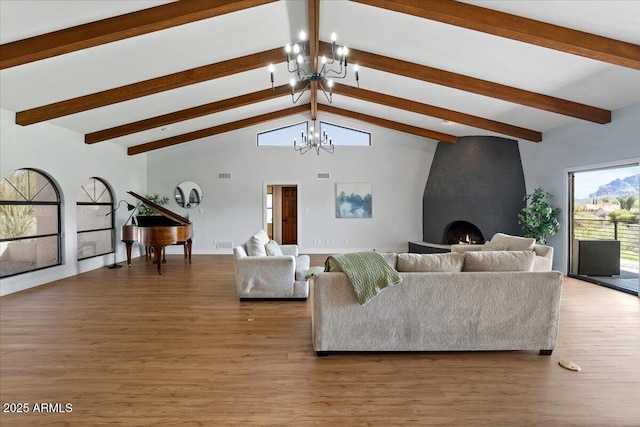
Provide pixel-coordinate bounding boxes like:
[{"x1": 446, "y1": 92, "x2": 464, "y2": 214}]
[
  {"x1": 379, "y1": 253, "x2": 398, "y2": 269},
  {"x1": 462, "y1": 250, "x2": 535, "y2": 272},
  {"x1": 246, "y1": 229, "x2": 269, "y2": 256},
  {"x1": 265, "y1": 240, "x2": 283, "y2": 256},
  {"x1": 490, "y1": 233, "x2": 536, "y2": 251},
  {"x1": 396, "y1": 253, "x2": 464, "y2": 272},
  {"x1": 482, "y1": 241, "x2": 509, "y2": 251}
]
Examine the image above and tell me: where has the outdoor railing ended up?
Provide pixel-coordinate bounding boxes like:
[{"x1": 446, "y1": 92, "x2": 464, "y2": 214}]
[{"x1": 573, "y1": 218, "x2": 639, "y2": 262}]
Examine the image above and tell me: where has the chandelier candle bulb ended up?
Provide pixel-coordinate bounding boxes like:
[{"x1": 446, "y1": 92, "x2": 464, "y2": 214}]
[
  {"x1": 294, "y1": 120, "x2": 335, "y2": 155},
  {"x1": 268, "y1": 64, "x2": 274, "y2": 87}
]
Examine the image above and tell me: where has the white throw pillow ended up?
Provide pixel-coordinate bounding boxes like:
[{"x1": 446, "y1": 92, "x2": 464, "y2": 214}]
[
  {"x1": 396, "y1": 253, "x2": 464, "y2": 272},
  {"x1": 462, "y1": 250, "x2": 535, "y2": 272},
  {"x1": 246, "y1": 229, "x2": 269, "y2": 256},
  {"x1": 265, "y1": 240, "x2": 283, "y2": 256}
]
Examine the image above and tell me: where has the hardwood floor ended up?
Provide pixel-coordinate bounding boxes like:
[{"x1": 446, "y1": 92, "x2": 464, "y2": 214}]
[{"x1": 1, "y1": 254, "x2": 639, "y2": 426}]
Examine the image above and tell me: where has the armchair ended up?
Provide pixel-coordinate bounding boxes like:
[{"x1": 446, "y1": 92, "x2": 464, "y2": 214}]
[{"x1": 233, "y1": 230, "x2": 310, "y2": 300}]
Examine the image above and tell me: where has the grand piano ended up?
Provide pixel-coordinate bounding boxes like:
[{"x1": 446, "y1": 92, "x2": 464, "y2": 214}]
[{"x1": 122, "y1": 191, "x2": 193, "y2": 275}]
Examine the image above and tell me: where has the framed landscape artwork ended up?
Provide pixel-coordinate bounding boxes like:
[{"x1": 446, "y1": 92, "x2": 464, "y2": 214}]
[{"x1": 336, "y1": 183, "x2": 372, "y2": 218}]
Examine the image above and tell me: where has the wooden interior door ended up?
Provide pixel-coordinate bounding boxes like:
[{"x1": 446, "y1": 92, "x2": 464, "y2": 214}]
[{"x1": 281, "y1": 186, "x2": 297, "y2": 244}]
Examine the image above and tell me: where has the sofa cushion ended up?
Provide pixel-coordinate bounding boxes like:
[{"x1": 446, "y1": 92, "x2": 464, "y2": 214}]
[
  {"x1": 295, "y1": 255, "x2": 311, "y2": 281},
  {"x1": 246, "y1": 229, "x2": 269, "y2": 256},
  {"x1": 265, "y1": 240, "x2": 283, "y2": 256},
  {"x1": 462, "y1": 250, "x2": 535, "y2": 272},
  {"x1": 489, "y1": 233, "x2": 536, "y2": 251},
  {"x1": 396, "y1": 253, "x2": 464, "y2": 272}
]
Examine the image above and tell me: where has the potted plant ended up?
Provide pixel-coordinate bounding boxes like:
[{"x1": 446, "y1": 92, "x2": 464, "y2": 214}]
[
  {"x1": 136, "y1": 194, "x2": 170, "y2": 226},
  {"x1": 518, "y1": 188, "x2": 561, "y2": 244},
  {"x1": 138, "y1": 193, "x2": 169, "y2": 216}
]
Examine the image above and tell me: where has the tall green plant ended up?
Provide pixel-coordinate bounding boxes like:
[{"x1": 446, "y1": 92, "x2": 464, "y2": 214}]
[{"x1": 518, "y1": 188, "x2": 560, "y2": 244}]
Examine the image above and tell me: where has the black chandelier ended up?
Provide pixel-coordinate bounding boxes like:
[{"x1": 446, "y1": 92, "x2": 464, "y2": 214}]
[
  {"x1": 269, "y1": 30, "x2": 359, "y2": 104},
  {"x1": 294, "y1": 120, "x2": 334, "y2": 155}
]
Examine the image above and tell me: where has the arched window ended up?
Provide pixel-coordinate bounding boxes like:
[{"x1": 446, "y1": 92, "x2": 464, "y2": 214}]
[
  {"x1": 77, "y1": 177, "x2": 114, "y2": 260},
  {"x1": 0, "y1": 169, "x2": 61, "y2": 278}
]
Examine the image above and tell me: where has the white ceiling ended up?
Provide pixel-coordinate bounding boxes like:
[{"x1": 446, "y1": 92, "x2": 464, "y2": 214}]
[{"x1": 1, "y1": 0, "x2": 639, "y2": 152}]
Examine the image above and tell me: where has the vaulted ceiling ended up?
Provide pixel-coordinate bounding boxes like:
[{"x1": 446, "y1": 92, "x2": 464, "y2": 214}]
[{"x1": 1, "y1": 0, "x2": 639, "y2": 155}]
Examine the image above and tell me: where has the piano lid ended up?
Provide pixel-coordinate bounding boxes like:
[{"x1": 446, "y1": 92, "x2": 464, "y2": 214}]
[{"x1": 127, "y1": 191, "x2": 191, "y2": 225}]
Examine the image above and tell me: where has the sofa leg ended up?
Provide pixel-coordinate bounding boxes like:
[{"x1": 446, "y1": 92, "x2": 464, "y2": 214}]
[
  {"x1": 539, "y1": 349, "x2": 553, "y2": 356},
  {"x1": 316, "y1": 351, "x2": 329, "y2": 357}
]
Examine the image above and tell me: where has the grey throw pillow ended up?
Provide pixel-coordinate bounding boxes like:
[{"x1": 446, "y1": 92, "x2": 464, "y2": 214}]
[
  {"x1": 482, "y1": 241, "x2": 509, "y2": 251},
  {"x1": 396, "y1": 253, "x2": 464, "y2": 272}
]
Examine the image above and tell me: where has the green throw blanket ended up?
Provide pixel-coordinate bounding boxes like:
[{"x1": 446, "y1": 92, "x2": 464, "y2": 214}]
[{"x1": 325, "y1": 252, "x2": 402, "y2": 305}]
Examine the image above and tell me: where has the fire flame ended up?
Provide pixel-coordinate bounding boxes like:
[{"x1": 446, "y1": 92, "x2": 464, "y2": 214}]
[{"x1": 458, "y1": 234, "x2": 477, "y2": 244}]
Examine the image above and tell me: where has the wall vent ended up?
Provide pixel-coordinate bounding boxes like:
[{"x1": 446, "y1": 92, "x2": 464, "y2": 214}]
[
  {"x1": 215, "y1": 240, "x2": 233, "y2": 249},
  {"x1": 218, "y1": 172, "x2": 232, "y2": 179},
  {"x1": 316, "y1": 172, "x2": 331, "y2": 180}
]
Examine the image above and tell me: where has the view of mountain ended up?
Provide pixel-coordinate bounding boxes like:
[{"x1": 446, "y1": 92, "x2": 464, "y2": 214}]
[{"x1": 589, "y1": 174, "x2": 640, "y2": 198}]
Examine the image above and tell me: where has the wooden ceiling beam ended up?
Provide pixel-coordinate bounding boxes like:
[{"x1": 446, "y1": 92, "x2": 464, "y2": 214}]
[
  {"x1": 15, "y1": 48, "x2": 283, "y2": 126},
  {"x1": 308, "y1": 0, "x2": 320, "y2": 120},
  {"x1": 127, "y1": 104, "x2": 309, "y2": 155},
  {"x1": 332, "y1": 83, "x2": 542, "y2": 142},
  {"x1": 85, "y1": 85, "x2": 292, "y2": 144},
  {"x1": 318, "y1": 104, "x2": 457, "y2": 144},
  {"x1": 0, "y1": 0, "x2": 277, "y2": 69},
  {"x1": 321, "y1": 42, "x2": 611, "y2": 124},
  {"x1": 353, "y1": 0, "x2": 640, "y2": 70}
]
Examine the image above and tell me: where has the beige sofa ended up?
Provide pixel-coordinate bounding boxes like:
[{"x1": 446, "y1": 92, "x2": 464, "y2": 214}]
[{"x1": 311, "y1": 251, "x2": 563, "y2": 356}]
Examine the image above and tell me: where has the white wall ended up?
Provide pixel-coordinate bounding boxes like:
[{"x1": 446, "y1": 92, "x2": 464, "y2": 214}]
[
  {"x1": 519, "y1": 102, "x2": 640, "y2": 272},
  {"x1": 0, "y1": 108, "x2": 147, "y2": 296},
  {"x1": 5, "y1": 100, "x2": 637, "y2": 295},
  {"x1": 146, "y1": 112, "x2": 437, "y2": 255}
]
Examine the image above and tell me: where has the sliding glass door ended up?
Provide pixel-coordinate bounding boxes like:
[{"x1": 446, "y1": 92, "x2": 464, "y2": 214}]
[{"x1": 568, "y1": 163, "x2": 639, "y2": 296}]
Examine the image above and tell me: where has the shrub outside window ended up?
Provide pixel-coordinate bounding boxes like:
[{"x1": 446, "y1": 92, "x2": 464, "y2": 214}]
[
  {"x1": 0, "y1": 169, "x2": 61, "y2": 278},
  {"x1": 77, "y1": 177, "x2": 114, "y2": 260}
]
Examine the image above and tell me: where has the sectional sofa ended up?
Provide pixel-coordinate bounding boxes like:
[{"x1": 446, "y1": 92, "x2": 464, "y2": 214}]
[{"x1": 311, "y1": 250, "x2": 563, "y2": 356}]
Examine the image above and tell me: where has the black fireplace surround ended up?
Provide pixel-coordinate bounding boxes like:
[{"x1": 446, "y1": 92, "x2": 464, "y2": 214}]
[{"x1": 422, "y1": 136, "x2": 526, "y2": 245}]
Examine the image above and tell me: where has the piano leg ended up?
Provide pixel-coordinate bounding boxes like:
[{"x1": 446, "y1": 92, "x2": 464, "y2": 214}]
[
  {"x1": 124, "y1": 241, "x2": 134, "y2": 267},
  {"x1": 152, "y1": 245, "x2": 164, "y2": 275},
  {"x1": 187, "y1": 239, "x2": 192, "y2": 264}
]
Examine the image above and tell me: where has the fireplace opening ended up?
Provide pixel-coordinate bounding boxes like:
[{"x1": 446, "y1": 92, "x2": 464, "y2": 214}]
[{"x1": 443, "y1": 221, "x2": 485, "y2": 245}]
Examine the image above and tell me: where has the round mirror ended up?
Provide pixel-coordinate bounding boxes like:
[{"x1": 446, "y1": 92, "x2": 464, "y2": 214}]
[{"x1": 175, "y1": 181, "x2": 202, "y2": 209}]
